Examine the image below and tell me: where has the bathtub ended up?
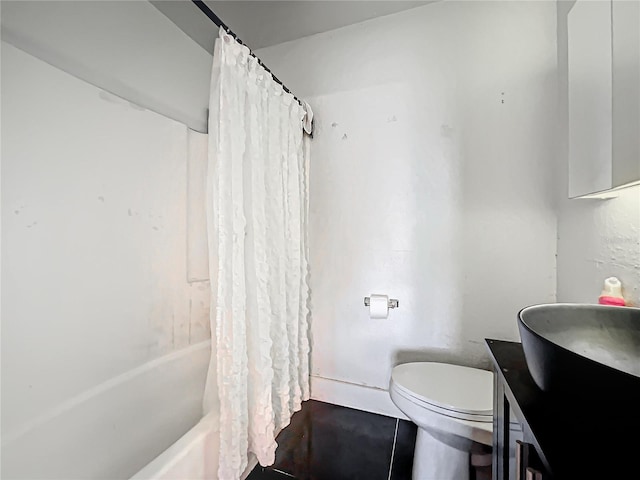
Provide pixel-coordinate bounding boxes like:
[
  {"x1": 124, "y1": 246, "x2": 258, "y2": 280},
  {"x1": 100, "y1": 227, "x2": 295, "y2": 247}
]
[
  {"x1": 131, "y1": 412, "x2": 258, "y2": 480},
  {"x1": 2, "y1": 341, "x2": 213, "y2": 479},
  {"x1": 130, "y1": 412, "x2": 221, "y2": 480},
  {"x1": 128, "y1": 345, "x2": 259, "y2": 480}
]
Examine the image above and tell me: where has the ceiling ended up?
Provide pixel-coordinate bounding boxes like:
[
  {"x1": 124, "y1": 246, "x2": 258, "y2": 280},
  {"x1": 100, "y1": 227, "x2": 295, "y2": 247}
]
[{"x1": 151, "y1": 1, "x2": 430, "y2": 53}]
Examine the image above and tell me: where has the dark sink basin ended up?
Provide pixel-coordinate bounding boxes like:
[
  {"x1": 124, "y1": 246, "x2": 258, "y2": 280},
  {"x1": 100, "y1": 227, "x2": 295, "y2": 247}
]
[{"x1": 518, "y1": 304, "x2": 640, "y2": 404}]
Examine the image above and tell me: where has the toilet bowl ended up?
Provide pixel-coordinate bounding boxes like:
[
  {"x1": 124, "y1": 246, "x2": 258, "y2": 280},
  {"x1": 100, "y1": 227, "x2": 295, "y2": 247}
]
[{"x1": 389, "y1": 362, "x2": 493, "y2": 480}]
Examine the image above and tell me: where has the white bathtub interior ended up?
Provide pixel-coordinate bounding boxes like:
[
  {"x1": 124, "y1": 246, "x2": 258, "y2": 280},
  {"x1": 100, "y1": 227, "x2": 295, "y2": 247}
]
[{"x1": 2, "y1": 341, "x2": 211, "y2": 479}]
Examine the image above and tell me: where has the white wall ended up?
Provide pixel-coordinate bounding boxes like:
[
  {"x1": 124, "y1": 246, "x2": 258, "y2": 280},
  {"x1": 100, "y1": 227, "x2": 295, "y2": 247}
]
[
  {"x1": 1, "y1": 3, "x2": 216, "y2": 477},
  {"x1": 556, "y1": 1, "x2": 640, "y2": 306},
  {"x1": 1, "y1": 39, "x2": 211, "y2": 478},
  {"x1": 1, "y1": 0, "x2": 212, "y2": 131},
  {"x1": 257, "y1": 0, "x2": 558, "y2": 415}
]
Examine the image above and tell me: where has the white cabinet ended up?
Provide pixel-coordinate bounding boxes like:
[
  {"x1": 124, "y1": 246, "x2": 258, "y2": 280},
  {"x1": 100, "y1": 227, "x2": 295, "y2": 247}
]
[
  {"x1": 611, "y1": 0, "x2": 640, "y2": 193},
  {"x1": 568, "y1": 0, "x2": 640, "y2": 198}
]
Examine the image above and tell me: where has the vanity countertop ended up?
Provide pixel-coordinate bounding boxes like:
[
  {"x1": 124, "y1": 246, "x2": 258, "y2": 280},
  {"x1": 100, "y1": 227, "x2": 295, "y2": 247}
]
[{"x1": 486, "y1": 339, "x2": 638, "y2": 479}]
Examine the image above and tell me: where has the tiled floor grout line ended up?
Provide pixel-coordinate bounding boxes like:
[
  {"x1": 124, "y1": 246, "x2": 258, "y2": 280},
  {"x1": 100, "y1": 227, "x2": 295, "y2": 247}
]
[{"x1": 387, "y1": 418, "x2": 400, "y2": 480}]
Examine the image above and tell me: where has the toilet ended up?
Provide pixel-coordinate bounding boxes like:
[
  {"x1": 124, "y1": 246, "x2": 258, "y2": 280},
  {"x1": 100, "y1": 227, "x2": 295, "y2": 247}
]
[{"x1": 389, "y1": 362, "x2": 493, "y2": 480}]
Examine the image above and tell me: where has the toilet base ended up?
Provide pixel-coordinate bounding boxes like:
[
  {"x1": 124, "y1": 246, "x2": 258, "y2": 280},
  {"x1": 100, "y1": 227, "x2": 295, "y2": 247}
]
[{"x1": 412, "y1": 428, "x2": 472, "y2": 480}]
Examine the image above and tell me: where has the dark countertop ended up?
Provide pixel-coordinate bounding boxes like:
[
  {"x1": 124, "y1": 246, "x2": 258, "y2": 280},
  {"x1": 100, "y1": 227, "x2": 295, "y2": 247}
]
[{"x1": 486, "y1": 339, "x2": 638, "y2": 479}]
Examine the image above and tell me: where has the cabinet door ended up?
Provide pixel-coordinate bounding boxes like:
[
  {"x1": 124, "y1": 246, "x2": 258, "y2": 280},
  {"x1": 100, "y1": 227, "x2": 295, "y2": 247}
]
[
  {"x1": 612, "y1": 0, "x2": 640, "y2": 189},
  {"x1": 568, "y1": 0, "x2": 613, "y2": 198}
]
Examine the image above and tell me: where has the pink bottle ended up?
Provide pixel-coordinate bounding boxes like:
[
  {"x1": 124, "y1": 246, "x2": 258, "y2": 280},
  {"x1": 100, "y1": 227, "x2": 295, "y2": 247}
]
[{"x1": 598, "y1": 277, "x2": 626, "y2": 306}]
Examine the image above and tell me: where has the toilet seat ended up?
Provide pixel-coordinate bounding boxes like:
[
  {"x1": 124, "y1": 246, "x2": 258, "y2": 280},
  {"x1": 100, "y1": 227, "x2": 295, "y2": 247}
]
[{"x1": 391, "y1": 362, "x2": 493, "y2": 423}]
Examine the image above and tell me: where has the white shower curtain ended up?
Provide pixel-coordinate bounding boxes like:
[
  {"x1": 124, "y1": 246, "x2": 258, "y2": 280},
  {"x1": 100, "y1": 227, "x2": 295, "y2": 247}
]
[{"x1": 203, "y1": 28, "x2": 311, "y2": 480}]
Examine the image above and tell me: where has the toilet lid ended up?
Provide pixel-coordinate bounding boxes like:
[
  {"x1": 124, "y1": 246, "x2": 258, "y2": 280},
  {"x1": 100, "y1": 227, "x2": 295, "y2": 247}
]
[{"x1": 391, "y1": 362, "x2": 493, "y2": 417}]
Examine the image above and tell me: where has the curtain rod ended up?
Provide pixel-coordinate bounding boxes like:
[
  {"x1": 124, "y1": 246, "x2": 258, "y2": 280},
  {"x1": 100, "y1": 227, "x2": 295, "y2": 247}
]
[{"x1": 191, "y1": 0, "x2": 303, "y2": 108}]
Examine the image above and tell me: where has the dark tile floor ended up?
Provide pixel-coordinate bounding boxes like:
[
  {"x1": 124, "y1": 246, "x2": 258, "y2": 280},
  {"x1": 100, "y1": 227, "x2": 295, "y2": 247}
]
[{"x1": 247, "y1": 400, "x2": 417, "y2": 480}]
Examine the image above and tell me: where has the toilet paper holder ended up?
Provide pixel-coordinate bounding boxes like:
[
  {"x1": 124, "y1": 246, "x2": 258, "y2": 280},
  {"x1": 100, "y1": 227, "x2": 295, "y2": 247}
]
[{"x1": 364, "y1": 297, "x2": 399, "y2": 309}]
